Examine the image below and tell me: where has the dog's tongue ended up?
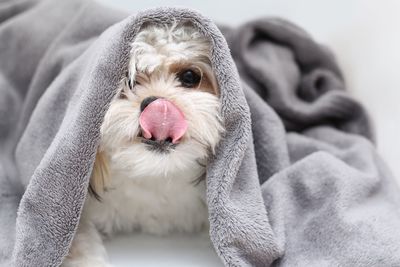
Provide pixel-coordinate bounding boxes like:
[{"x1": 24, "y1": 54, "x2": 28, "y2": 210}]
[{"x1": 139, "y1": 99, "x2": 187, "y2": 144}]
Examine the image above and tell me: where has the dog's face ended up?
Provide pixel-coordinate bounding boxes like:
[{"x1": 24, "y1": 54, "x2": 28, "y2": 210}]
[{"x1": 93, "y1": 22, "x2": 223, "y2": 188}]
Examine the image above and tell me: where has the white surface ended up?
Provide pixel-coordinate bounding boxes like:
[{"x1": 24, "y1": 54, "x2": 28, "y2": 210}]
[
  {"x1": 97, "y1": 1, "x2": 400, "y2": 266},
  {"x1": 105, "y1": 233, "x2": 221, "y2": 267}
]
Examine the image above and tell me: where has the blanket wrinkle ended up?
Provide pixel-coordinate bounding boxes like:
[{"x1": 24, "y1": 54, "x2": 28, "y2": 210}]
[
  {"x1": 1, "y1": 1, "x2": 400, "y2": 267},
  {"x1": 224, "y1": 19, "x2": 374, "y2": 140}
]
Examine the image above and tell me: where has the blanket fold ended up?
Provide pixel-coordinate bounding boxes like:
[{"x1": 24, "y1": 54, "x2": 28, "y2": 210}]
[
  {"x1": 1, "y1": 0, "x2": 400, "y2": 266},
  {"x1": 222, "y1": 18, "x2": 373, "y2": 139}
]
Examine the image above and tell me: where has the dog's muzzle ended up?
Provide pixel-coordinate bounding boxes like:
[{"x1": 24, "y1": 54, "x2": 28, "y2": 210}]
[{"x1": 139, "y1": 97, "x2": 187, "y2": 144}]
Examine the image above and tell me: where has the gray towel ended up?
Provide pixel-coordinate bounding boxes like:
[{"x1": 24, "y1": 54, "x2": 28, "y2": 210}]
[{"x1": 1, "y1": 0, "x2": 400, "y2": 266}]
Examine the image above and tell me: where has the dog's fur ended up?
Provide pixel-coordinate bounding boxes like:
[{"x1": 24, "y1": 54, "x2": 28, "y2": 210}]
[{"x1": 62, "y1": 22, "x2": 223, "y2": 267}]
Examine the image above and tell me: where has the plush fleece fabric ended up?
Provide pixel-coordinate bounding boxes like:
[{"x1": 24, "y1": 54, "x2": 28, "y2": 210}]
[{"x1": 1, "y1": 0, "x2": 400, "y2": 266}]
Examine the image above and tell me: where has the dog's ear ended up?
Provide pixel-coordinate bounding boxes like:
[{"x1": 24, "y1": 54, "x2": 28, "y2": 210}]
[{"x1": 89, "y1": 150, "x2": 110, "y2": 200}]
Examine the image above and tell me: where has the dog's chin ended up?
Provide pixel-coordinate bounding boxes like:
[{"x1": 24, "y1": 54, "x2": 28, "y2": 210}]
[
  {"x1": 140, "y1": 138, "x2": 176, "y2": 153},
  {"x1": 107, "y1": 136, "x2": 208, "y2": 180}
]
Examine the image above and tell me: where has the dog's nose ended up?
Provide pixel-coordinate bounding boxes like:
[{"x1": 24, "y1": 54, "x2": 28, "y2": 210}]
[{"x1": 140, "y1": 96, "x2": 159, "y2": 112}]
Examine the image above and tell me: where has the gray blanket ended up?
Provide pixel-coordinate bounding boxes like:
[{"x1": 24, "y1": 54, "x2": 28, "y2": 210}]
[{"x1": 1, "y1": 0, "x2": 400, "y2": 266}]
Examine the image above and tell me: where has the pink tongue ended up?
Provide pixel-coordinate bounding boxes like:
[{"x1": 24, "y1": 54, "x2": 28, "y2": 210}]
[{"x1": 139, "y1": 99, "x2": 187, "y2": 144}]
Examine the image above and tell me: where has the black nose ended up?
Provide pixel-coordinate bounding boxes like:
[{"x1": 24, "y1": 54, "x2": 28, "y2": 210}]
[{"x1": 140, "y1": 96, "x2": 159, "y2": 112}]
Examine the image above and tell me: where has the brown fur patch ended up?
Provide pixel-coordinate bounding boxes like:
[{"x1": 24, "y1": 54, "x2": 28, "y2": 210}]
[{"x1": 89, "y1": 151, "x2": 110, "y2": 199}]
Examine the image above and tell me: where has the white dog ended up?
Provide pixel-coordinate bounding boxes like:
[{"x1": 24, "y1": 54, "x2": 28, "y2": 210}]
[{"x1": 62, "y1": 22, "x2": 224, "y2": 267}]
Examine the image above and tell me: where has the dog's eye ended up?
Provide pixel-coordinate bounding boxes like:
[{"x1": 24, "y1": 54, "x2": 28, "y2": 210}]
[{"x1": 178, "y1": 69, "x2": 201, "y2": 88}]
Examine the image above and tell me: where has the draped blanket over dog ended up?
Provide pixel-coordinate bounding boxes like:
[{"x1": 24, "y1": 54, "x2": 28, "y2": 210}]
[{"x1": 1, "y1": 0, "x2": 400, "y2": 266}]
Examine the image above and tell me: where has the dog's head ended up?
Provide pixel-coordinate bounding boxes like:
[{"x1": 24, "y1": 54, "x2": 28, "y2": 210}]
[{"x1": 91, "y1": 22, "x2": 223, "y2": 195}]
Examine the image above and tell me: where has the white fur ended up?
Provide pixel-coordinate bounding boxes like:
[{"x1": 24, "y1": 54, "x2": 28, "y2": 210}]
[{"x1": 62, "y1": 23, "x2": 223, "y2": 267}]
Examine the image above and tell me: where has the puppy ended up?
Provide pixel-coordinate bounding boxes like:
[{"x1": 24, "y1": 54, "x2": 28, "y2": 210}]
[{"x1": 62, "y1": 22, "x2": 223, "y2": 267}]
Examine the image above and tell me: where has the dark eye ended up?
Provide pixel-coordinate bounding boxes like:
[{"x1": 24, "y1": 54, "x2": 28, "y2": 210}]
[{"x1": 178, "y1": 69, "x2": 201, "y2": 88}]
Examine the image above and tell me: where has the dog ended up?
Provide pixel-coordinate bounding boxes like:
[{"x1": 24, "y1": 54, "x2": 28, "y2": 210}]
[{"x1": 62, "y1": 21, "x2": 224, "y2": 267}]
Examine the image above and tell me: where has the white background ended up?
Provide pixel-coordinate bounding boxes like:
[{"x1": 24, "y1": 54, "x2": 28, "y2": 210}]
[{"x1": 97, "y1": 1, "x2": 400, "y2": 266}]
